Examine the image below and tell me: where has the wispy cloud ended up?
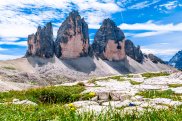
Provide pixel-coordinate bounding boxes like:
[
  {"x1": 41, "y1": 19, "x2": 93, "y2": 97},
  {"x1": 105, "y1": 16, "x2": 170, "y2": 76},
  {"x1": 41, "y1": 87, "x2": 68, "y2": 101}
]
[
  {"x1": 120, "y1": 21, "x2": 182, "y2": 31},
  {"x1": 141, "y1": 48, "x2": 179, "y2": 56},
  {"x1": 128, "y1": 0, "x2": 160, "y2": 9},
  {"x1": 120, "y1": 21, "x2": 182, "y2": 37},
  {"x1": 0, "y1": 54, "x2": 22, "y2": 60},
  {"x1": 133, "y1": 31, "x2": 169, "y2": 37},
  {"x1": 159, "y1": 1, "x2": 178, "y2": 10},
  {"x1": 0, "y1": 41, "x2": 27, "y2": 46},
  {"x1": 0, "y1": 47, "x2": 8, "y2": 51}
]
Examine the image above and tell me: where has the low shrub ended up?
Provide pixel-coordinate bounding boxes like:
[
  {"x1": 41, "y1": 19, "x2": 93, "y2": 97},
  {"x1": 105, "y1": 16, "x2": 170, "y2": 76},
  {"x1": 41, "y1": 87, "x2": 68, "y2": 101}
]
[
  {"x1": 142, "y1": 72, "x2": 170, "y2": 78},
  {"x1": 168, "y1": 84, "x2": 182, "y2": 88},
  {"x1": 137, "y1": 89, "x2": 182, "y2": 101},
  {"x1": 76, "y1": 82, "x2": 85, "y2": 86},
  {"x1": 0, "y1": 86, "x2": 85, "y2": 104},
  {"x1": 2, "y1": 66, "x2": 16, "y2": 70},
  {"x1": 129, "y1": 80, "x2": 142, "y2": 85}
]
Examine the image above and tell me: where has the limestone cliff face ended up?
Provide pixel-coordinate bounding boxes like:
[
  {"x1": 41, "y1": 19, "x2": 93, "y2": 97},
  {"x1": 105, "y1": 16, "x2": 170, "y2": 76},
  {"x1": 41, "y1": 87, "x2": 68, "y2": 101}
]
[
  {"x1": 92, "y1": 19, "x2": 125, "y2": 61},
  {"x1": 55, "y1": 11, "x2": 89, "y2": 59},
  {"x1": 125, "y1": 40, "x2": 144, "y2": 63},
  {"x1": 26, "y1": 22, "x2": 54, "y2": 58}
]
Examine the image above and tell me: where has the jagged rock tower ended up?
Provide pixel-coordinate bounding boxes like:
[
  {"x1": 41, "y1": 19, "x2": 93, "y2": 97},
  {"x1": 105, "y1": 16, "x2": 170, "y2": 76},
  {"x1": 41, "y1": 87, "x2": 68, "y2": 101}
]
[
  {"x1": 125, "y1": 39, "x2": 144, "y2": 63},
  {"x1": 55, "y1": 11, "x2": 89, "y2": 59},
  {"x1": 26, "y1": 22, "x2": 54, "y2": 58},
  {"x1": 92, "y1": 18, "x2": 126, "y2": 61}
]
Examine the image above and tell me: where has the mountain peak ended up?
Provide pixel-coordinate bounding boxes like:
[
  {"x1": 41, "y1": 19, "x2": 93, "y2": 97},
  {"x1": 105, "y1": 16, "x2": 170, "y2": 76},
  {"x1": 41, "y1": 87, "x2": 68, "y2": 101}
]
[{"x1": 169, "y1": 50, "x2": 182, "y2": 70}]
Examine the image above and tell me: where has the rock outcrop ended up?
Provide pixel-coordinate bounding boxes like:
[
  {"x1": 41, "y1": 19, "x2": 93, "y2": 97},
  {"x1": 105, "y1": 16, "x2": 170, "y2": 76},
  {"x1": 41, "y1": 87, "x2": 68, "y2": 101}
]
[
  {"x1": 146, "y1": 54, "x2": 165, "y2": 64},
  {"x1": 169, "y1": 50, "x2": 182, "y2": 70},
  {"x1": 92, "y1": 18, "x2": 125, "y2": 61},
  {"x1": 55, "y1": 11, "x2": 89, "y2": 59},
  {"x1": 125, "y1": 40, "x2": 144, "y2": 63},
  {"x1": 26, "y1": 22, "x2": 54, "y2": 58}
]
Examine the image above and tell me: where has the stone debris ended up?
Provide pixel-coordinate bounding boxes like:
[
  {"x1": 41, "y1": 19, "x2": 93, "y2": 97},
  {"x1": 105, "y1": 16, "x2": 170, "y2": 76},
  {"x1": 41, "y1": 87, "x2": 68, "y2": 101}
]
[
  {"x1": 102, "y1": 100, "x2": 130, "y2": 108},
  {"x1": 97, "y1": 91, "x2": 110, "y2": 101},
  {"x1": 71, "y1": 101, "x2": 99, "y2": 108},
  {"x1": 67, "y1": 72, "x2": 182, "y2": 114},
  {"x1": 171, "y1": 87, "x2": 182, "y2": 94},
  {"x1": 12, "y1": 99, "x2": 37, "y2": 106},
  {"x1": 77, "y1": 105, "x2": 109, "y2": 114}
]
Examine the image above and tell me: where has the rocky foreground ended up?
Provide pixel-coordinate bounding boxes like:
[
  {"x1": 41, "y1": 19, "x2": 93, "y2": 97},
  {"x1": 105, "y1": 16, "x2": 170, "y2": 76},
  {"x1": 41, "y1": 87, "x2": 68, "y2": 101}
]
[{"x1": 60, "y1": 72, "x2": 182, "y2": 114}]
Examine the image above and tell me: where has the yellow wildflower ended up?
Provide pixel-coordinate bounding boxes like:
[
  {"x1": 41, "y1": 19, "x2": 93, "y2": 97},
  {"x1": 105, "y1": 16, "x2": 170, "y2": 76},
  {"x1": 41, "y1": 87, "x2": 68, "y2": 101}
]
[{"x1": 89, "y1": 92, "x2": 96, "y2": 97}]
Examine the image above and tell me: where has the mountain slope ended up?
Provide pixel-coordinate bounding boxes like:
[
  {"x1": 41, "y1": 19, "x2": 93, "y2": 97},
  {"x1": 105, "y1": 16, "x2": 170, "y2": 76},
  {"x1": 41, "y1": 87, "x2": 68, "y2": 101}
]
[{"x1": 169, "y1": 50, "x2": 182, "y2": 70}]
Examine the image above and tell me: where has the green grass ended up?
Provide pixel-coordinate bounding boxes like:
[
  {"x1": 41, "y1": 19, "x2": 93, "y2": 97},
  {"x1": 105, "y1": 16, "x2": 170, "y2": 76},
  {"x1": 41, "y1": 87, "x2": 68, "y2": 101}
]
[
  {"x1": 0, "y1": 104, "x2": 182, "y2": 121},
  {"x1": 129, "y1": 80, "x2": 142, "y2": 85},
  {"x1": 2, "y1": 66, "x2": 16, "y2": 70},
  {"x1": 88, "y1": 75, "x2": 125, "y2": 84},
  {"x1": 0, "y1": 86, "x2": 182, "y2": 120},
  {"x1": 137, "y1": 89, "x2": 182, "y2": 101},
  {"x1": 168, "y1": 84, "x2": 182, "y2": 88},
  {"x1": 0, "y1": 86, "x2": 85, "y2": 104},
  {"x1": 109, "y1": 75, "x2": 125, "y2": 81},
  {"x1": 126, "y1": 74, "x2": 134, "y2": 78},
  {"x1": 142, "y1": 72, "x2": 170, "y2": 78}
]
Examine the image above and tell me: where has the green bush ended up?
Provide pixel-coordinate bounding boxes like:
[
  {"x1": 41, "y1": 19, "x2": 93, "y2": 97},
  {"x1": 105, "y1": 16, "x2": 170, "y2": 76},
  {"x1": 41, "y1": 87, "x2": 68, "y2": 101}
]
[
  {"x1": 76, "y1": 82, "x2": 85, "y2": 86},
  {"x1": 0, "y1": 86, "x2": 85, "y2": 104}
]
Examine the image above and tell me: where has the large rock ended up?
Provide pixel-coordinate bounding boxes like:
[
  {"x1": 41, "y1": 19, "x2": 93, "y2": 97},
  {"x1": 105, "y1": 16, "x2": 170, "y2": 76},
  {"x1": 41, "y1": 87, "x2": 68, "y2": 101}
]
[
  {"x1": 169, "y1": 50, "x2": 182, "y2": 70},
  {"x1": 55, "y1": 11, "x2": 89, "y2": 59},
  {"x1": 26, "y1": 22, "x2": 54, "y2": 58},
  {"x1": 92, "y1": 18, "x2": 125, "y2": 61},
  {"x1": 125, "y1": 40, "x2": 144, "y2": 63}
]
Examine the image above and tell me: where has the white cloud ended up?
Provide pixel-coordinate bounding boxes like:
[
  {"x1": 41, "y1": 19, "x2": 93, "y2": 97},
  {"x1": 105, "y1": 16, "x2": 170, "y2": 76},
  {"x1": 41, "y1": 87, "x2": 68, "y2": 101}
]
[
  {"x1": 0, "y1": 41, "x2": 27, "y2": 46},
  {"x1": 0, "y1": 0, "x2": 122, "y2": 43},
  {"x1": 134, "y1": 31, "x2": 169, "y2": 37},
  {"x1": 0, "y1": 47, "x2": 8, "y2": 51},
  {"x1": 119, "y1": 21, "x2": 182, "y2": 37},
  {"x1": 120, "y1": 21, "x2": 182, "y2": 31},
  {"x1": 141, "y1": 48, "x2": 179, "y2": 56},
  {"x1": 0, "y1": 54, "x2": 23, "y2": 60}
]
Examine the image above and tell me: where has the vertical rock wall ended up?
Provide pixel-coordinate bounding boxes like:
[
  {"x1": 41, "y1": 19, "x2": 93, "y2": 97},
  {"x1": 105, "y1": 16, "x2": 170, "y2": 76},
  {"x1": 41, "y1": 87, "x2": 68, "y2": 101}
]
[
  {"x1": 92, "y1": 18, "x2": 126, "y2": 61},
  {"x1": 26, "y1": 22, "x2": 54, "y2": 58},
  {"x1": 55, "y1": 11, "x2": 89, "y2": 59}
]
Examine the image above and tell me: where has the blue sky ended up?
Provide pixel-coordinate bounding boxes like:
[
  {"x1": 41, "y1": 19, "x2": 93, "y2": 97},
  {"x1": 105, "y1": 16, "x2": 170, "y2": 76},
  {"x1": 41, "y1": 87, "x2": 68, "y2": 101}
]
[{"x1": 0, "y1": 0, "x2": 182, "y2": 61}]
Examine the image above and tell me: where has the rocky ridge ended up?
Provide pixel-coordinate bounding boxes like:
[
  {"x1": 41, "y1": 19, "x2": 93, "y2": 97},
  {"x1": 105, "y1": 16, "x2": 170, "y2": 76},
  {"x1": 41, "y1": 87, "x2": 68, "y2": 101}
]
[
  {"x1": 146, "y1": 54, "x2": 165, "y2": 64},
  {"x1": 25, "y1": 11, "x2": 166, "y2": 65}
]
